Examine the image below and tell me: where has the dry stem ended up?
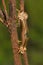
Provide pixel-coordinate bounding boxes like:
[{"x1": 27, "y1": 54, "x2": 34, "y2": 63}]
[
  {"x1": 9, "y1": 0, "x2": 22, "y2": 65},
  {"x1": 2, "y1": 0, "x2": 8, "y2": 19},
  {"x1": 19, "y1": 0, "x2": 29, "y2": 65}
]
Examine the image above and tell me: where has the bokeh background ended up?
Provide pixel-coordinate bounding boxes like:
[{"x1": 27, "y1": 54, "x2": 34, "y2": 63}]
[{"x1": 0, "y1": 0, "x2": 43, "y2": 65}]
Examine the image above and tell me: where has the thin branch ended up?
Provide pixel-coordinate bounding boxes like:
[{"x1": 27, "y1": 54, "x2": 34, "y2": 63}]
[
  {"x1": 0, "y1": 8, "x2": 8, "y2": 27},
  {"x1": 0, "y1": 18, "x2": 8, "y2": 27},
  {"x1": 19, "y1": 0, "x2": 29, "y2": 65},
  {"x1": 9, "y1": 0, "x2": 16, "y2": 19},
  {"x1": 2, "y1": 0, "x2": 9, "y2": 20},
  {"x1": 20, "y1": 0, "x2": 24, "y2": 11},
  {"x1": 22, "y1": 52, "x2": 29, "y2": 65},
  {"x1": 9, "y1": 0, "x2": 22, "y2": 65},
  {"x1": 0, "y1": 18, "x2": 3, "y2": 22},
  {"x1": 0, "y1": 8, "x2": 4, "y2": 18}
]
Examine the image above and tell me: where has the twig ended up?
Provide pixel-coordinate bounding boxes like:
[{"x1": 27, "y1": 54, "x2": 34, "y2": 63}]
[
  {"x1": 9, "y1": 0, "x2": 16, "y2": 19},
  {"x1": 20, "y1": 0, "x2": 24, "y2": 11},
  {"x1": 0, "y1": 8, "x2": 8, "y2": 27},
  {"x1": 9, "y1": 0, "x2": 22, "y2": 65},
  {"x1": 2, "y1": 0, "x2": 8, "y2": 20},
  {"x1": 0, "y1": 18, "x2": 3, "y2": 22},
  {"x1": 22, "y1": 52, "x2": 29, "y2": 65},
  {"x1": 19, "y1": 0, "x2": 29, "y2": 65},
  {"x1": 0, "y1": 8, "x2": 4, "y2": 18}
]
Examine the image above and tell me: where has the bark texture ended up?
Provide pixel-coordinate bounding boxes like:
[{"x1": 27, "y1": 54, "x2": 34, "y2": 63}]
[{"x1": 9, "y1": 0, "x2": 22, "y2": 65}]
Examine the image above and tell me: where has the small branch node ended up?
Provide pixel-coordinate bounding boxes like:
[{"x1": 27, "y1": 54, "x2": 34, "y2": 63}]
[
  {"x1": 18, "y1": 10, "x2": 28, "y2": 22},
  {"x1": 19, "y1": 46, "x2": 27, "y2": 54}
]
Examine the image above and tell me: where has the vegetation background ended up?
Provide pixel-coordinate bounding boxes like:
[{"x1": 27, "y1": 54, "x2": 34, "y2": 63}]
[{"x1": 0, "y1": 0, "x2": 43, "y2": 65}]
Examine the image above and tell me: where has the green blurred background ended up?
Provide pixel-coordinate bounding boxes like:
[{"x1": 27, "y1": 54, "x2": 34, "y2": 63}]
[{"x1": 0, "y1": 0, "x2": 43, "y2": 65}]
